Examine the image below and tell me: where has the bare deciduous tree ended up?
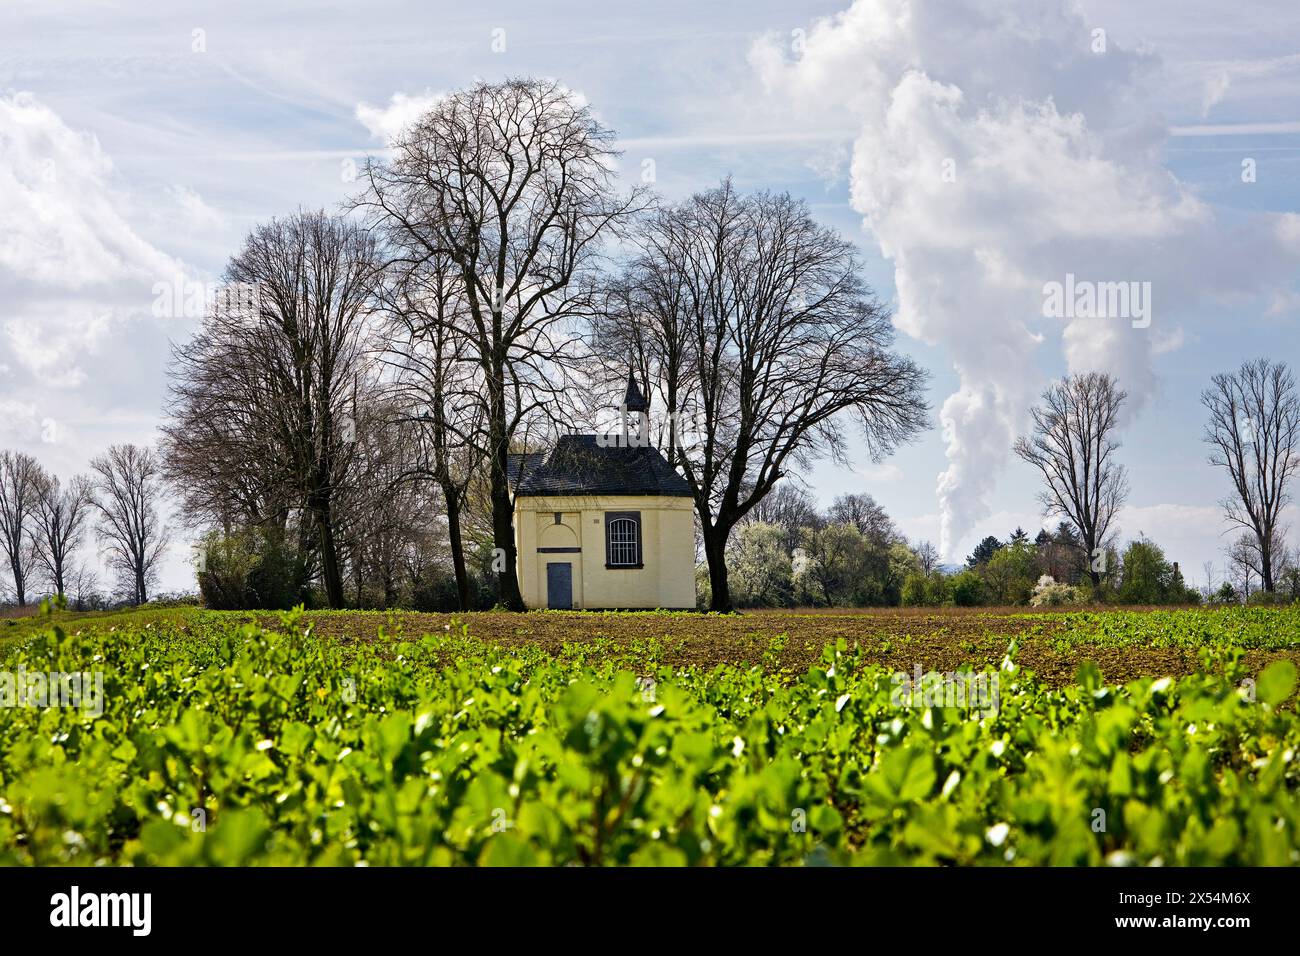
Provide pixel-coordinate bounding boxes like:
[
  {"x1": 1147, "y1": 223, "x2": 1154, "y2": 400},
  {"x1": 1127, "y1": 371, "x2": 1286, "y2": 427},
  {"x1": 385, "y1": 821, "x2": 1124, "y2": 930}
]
[
  {"x1": 332, "y1": 395, "x2": 447, "y2": 609},
  {"x1": 1201, "y1": 560, "x2": 1217, "y2": 599},
  {"x1": 915, "y1": 540, "x2": 940, "y2": 574},
  {"x1": 1226, "y1": 533, "x2": 1259, "y2": 600},
  {"x1": 357, "y1": 78, "x2": 647, "y2": 610},
  {"x1": 741, "y1": 482, "x2": 821, "y2": 554},
  {"x1": 1201, "y1": 358, "x2": 1300, "y2": 593},
  {"x1": 596, "y1": 180, "x2": 929, "y2": 611},
  {"x1": 375, "y1": 252, "x2": 489, "y2": 610},
  {"x1": 828, "y1": 493, "x2": 898, "y2": 544},
  {"x1": 162, "y1": 210, "x2": 378, "y2": 607},
  {"x1": 91, "y1": 444, "x2": 169, "y2": 605},
  {"x1": 1013, "y1": 372, "x2": 1129, "y2": 588},
  {"x1": 67, "y1": 561, "x2": 100, "y2": 611},
  {"x1": 32, "y1": 472, "x2": 93, "y2": 597},
  {"x1": 0, "y1": 450, "x2": 43, "y2": 606}
]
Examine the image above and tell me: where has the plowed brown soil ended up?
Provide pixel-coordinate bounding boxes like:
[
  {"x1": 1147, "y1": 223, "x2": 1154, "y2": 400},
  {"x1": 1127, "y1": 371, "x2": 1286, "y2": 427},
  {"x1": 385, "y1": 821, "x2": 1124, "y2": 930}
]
[{"x1": 277, "y1": 606, "x2": 1300, "y2": 689}]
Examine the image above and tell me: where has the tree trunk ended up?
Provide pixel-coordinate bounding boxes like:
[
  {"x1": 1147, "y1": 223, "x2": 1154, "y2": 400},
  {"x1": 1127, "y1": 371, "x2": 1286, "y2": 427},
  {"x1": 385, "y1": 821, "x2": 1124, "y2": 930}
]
[
  {"x1": 1260, "y1": 533, "x2": 1275, "y2": 592},
  {"x1": 443, "y1": 486, "x2": 471, "y2": 611},
  {"x1": 294, "y1": 513, "x2": 314, "y2": 603},
  {"x1": 487, "y1": 367, "x2": 524, "y2": 610},
  {"x1": 353, "y1": 551, "x2": 364, "y2": 607},
  {"x1": 490, "y1": 471, "x2": 523, "y2": 610},
  {"x1": 1083, "y1": 532, "x2": 1100, "y2": 590},
  {"x1": 316, "y1": 502, "x2": 345, "y2": 608},
  {"x1": 704, "y1": 528, "x2": 732, "y2": 612}
]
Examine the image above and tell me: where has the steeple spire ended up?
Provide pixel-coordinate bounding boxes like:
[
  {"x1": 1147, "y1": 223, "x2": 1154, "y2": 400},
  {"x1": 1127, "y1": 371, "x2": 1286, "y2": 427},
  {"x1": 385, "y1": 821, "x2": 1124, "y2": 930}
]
[
  {"x1": 623, "y1": 368, "x2": 649, "y2": 413},
  {"x1": 620, "y1": 367, "x2": 649, "y2": 447}
]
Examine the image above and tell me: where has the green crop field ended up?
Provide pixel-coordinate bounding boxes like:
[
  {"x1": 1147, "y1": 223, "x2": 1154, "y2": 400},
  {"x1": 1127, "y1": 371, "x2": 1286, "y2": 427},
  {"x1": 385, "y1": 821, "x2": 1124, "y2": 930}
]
[{"x1": 0, "y1": 605, "x2": 1297, "y2": 866}]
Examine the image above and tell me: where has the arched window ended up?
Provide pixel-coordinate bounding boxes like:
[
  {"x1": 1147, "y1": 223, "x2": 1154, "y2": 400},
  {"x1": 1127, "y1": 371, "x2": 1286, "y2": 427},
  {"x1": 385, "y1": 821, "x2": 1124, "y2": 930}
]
[{"x1": 605, "y1": 512, "x2": 641, "y2": 567}]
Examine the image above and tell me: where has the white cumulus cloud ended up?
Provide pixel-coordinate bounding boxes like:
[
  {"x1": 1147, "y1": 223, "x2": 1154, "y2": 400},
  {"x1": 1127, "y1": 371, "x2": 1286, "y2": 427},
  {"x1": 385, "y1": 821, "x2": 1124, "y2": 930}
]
[
  {"x1": 0, "y1": 92, "x2": 192, "y2": 388},
  {"x1": 355, "y1": 89, "x2": 445, "y2": 145}
]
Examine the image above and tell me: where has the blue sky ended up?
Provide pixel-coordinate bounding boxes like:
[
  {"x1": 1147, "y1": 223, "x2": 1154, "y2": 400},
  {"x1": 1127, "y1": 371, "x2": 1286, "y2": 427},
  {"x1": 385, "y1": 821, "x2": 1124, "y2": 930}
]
[{"x1": 1, "y1": 0, "x2": 1298, "y2": 594}]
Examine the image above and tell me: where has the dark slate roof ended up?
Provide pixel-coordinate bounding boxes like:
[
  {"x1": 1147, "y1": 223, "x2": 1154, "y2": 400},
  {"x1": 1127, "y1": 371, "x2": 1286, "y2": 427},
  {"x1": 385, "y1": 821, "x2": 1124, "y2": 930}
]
[
  {"x1": 623, "y1": 371, "x2": 649, "y2": 412},
  {"x1": 506, "y1": 452, "x2": 546, "y2": 489},
  {"x1": 516, "y1": 434, "x2": 693, "y2": 497}
]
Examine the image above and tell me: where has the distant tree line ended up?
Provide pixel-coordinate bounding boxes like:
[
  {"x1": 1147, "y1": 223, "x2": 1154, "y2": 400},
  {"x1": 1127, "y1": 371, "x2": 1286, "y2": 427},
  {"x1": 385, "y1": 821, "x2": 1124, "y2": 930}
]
[
  {"x1": 0, "y1": 445, "x2": 169, "y2": 610},
  {"x1": 715, "y1": 360, "x2": 1300, "y2": 609},
  {"x1": 722, "y1": 501, "x2": 1300, "y2": 611},
  {"x1": 716, "y1": 492, "x2": 1201, "y2": 610}
]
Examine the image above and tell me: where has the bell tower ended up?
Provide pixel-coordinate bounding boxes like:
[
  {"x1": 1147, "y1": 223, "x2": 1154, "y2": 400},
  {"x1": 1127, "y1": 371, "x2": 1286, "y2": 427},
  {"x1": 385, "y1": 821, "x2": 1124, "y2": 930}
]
[{"x1": 622, "y1": 368, "x2": 649, "y2": 447}]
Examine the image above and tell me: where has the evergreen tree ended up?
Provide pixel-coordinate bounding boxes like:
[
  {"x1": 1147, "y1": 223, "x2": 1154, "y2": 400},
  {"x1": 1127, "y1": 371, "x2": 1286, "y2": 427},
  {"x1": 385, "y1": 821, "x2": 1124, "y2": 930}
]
[
  {"x1": 966, "y1": 535, "x2": 1003, "y2": 568},
  {"x1": 1054, "y1": 521, "x2": 1081, "y2": 547}
]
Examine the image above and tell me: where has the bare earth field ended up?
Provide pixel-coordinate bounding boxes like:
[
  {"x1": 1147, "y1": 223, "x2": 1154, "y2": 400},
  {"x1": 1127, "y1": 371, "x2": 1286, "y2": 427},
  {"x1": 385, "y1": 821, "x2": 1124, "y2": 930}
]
[
  {"x1": 6, "y1": 603, "x2": 1297, "y2": 689},
  {"x1": 251, "y1": 604, "x2": 1300, "y2": 688}
]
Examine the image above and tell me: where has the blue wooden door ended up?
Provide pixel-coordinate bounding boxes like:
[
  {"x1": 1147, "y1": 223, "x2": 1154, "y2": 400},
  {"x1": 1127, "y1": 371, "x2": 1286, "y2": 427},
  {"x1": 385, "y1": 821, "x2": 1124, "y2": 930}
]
[{"x1": 546, "y1": 563, "x2": 573, "y2": 609}]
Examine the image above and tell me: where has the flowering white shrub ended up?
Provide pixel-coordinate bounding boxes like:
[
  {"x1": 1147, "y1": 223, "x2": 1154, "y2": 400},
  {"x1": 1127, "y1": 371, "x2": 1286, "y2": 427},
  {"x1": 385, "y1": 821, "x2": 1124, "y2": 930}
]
[{"x1": 1030, "y1": 574, "x2": 1081, "y2": 607}]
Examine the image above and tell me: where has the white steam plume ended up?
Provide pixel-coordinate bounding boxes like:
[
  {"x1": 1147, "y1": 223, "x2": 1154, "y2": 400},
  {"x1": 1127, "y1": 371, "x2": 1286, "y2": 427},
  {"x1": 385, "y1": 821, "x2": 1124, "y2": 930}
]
[{"x1": 751, "y1": 0, "x2": 1300, "y2": 557}]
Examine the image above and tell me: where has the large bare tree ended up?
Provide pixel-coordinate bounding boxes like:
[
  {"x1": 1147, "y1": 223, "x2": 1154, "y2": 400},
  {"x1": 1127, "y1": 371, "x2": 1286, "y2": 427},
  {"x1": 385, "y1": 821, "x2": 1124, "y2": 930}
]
[
  {"x1": 0, "y1": 451, "x2": 43, "y2": 606},
  {"x1": 31, "y1": 472, "x2": 93, "y2": 597},
  {"x1": 595, "y1": 180, "x2": 929, "y2": 611},
  {"x1": 1201, "y1": 358, "x2": 1300, "y2": 593},
  {"x1": 356, "y1": 78, "x2": 646, "y2": 610},
  {"x1": 162, "y1": 210, "x2": 378, "y2": 607},
  {"x1": 91, "y1": 444, "x2": 169, "y2": 605},
  {"x1": 1014, "y1": 372, "x2": 1129, "y2": 588},
  {"x1": 375, "y1": 252, "x2": 489, "y2": 610}
]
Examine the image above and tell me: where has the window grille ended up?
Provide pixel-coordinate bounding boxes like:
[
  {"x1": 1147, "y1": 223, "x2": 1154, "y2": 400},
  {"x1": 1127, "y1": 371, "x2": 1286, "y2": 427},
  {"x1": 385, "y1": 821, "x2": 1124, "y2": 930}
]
[{"x1": 607, "y1": 517, "x2": 640, "y2": 566}]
